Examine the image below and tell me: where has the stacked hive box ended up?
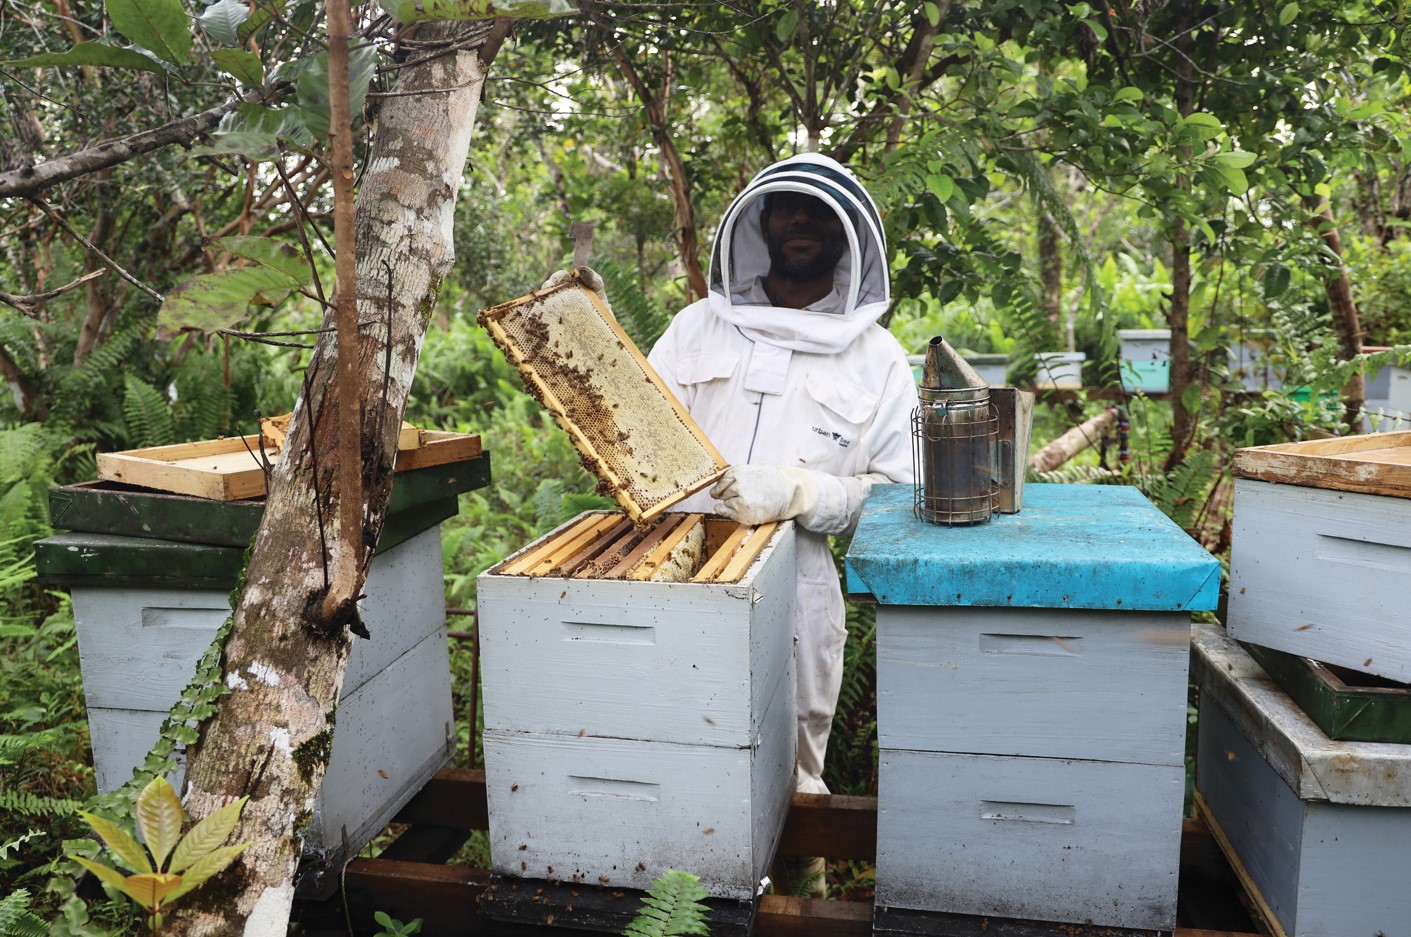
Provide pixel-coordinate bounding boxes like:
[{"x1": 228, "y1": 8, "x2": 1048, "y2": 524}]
[
  {"x1": 34, "y1": 454, "x2": 488, "y2": 897},
  {"x1": 1200, "y1": 432, "x2": 1411, "y2": 936},
  {"x1": 846, "y1": 483, "x2": 1219, "y2": 933},
  {"x1": 478, "y1": 512, "x2": 795, "y2": 904}
]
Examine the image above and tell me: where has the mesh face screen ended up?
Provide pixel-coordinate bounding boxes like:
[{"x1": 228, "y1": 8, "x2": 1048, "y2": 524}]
[{"x1": 481, "y1": 282, "x2": 726, "y2": 522}]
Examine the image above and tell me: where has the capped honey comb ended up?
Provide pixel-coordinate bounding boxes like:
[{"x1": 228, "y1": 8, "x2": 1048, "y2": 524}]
[{"x1": 479, "y1": 275, "x2": 727, "y2": 524}]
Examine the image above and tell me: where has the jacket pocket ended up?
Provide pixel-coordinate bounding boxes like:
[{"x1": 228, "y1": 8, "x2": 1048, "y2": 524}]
[
  {"x1": 805, "y1": 372, "x2": 880, "y2": 424},
  {"x1": 675, "y1": 353, "x2": 739, "y2": 386}
]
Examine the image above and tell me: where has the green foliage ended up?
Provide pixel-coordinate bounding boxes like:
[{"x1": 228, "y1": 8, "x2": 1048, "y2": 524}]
[
  {"x1": 0, "y1": 888, "x2": 47, "y2": 937},
  {"x1": 621, "y1": 869, "x2": 711, "y2": 937},
  {"x1": 372, "y1": 911, "x2": 424, "y2": 936},
  {"x1": 380, "y1": 0, "x2": 576, "y2": 24},
  {"x1": 121, "y1": 377, "x2": 175, "y2": 449},
  {"x1": 75, "y1": 777, "x2": 249, "y2": 931}
]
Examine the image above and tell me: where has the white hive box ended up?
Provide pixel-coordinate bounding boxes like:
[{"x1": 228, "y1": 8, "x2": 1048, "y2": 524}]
[
  {"x1": 478, "y1": 512, "x2": 796, "y2": 902},
  {"x1": 847, "y1": 484, "x2": 1219, "y2": 932},
  {"x1": 1228, "y1": 433, "x2": 1411, "y2": 683},
  {"x1": 58, "y1": 525, "x2": 454, "y2": 897},
  {"x1": 1193, "y1": 623, "x2": 1411, "y2": 937}
]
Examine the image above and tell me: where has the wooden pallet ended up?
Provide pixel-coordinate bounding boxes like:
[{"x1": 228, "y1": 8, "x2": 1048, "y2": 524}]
[{"x1": 299, "y1": 768, "x2": 1267, "y2": 937}]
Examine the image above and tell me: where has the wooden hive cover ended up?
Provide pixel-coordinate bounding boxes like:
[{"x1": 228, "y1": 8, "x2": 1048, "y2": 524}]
[
  {"x1": 1233, "y1": 430, "x2": 1411, "y2": 499},
  {"x1": 479, "y1": 275, "x2": 727, "y2": 524}
]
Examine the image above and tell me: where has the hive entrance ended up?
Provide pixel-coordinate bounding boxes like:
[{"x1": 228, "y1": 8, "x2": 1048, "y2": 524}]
[{"x1": 479, "y1": 277, "x2": 727, "y2": 524}]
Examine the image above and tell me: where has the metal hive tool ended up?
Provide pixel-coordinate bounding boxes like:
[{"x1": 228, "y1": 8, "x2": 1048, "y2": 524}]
[{"x1": 479, "y1": 274, "x2": 728, "y2": 524}]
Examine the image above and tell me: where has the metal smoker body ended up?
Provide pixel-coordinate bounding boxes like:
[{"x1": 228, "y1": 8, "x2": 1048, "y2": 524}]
[{"x1": 912, "y1": 336, "x2": 1000, "y2": 525}]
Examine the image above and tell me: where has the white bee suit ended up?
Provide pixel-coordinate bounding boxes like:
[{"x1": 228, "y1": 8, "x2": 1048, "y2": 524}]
[{"x1": 648, "y1": 154, "x2": 917, "y2": 794}]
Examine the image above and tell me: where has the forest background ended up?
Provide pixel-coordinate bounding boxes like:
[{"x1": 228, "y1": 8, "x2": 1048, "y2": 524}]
[{"x1": 4, "y1": 0, "x2": 1411, "y2": 930}]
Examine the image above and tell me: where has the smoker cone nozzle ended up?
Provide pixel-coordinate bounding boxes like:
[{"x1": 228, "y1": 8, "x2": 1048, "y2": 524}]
[{"x1": 921, "y1": 336, "x2": 987, "y2": 390}]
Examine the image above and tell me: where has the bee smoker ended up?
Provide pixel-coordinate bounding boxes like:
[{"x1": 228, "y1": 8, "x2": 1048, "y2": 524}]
[{"x1": 912, "y1": 336, "x2": 998, "y2": 525}]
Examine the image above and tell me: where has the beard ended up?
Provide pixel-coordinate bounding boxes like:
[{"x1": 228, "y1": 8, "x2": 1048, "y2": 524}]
[{"x1": 765, "y1": 225, "x2": 847, "y2": 282}]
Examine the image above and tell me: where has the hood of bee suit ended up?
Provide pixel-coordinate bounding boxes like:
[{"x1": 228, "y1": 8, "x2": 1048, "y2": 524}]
[{"x1": 706, "y1": 153, "x2": 890, "y2": 394}]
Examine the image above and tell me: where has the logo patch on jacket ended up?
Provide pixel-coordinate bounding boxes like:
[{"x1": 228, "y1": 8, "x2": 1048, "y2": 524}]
[{"x1": 812, "y1": 425, "x2": 852, "y2": 448}]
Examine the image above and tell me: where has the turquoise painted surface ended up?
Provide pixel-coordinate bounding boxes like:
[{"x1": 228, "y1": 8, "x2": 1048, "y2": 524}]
[{"x1": 845, "y1": 483, "x2": 1219, "y2": 610}]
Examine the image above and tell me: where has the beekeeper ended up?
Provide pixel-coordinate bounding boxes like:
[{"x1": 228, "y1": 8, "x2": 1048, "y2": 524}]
[{"x1": 648, "y1": 154, "x2": 917, "y2": 801}]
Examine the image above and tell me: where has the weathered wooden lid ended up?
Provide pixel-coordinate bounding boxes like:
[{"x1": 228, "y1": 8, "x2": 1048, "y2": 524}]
[
  {"x1": 845, "y1": 483, "x2": 1219, "y2": 610},
  {"x1": 1233, "y1": 430, "x2": 1411, "y2": 499},
  {"x1": 479, "y1": 275, "x2": 727, "y2": 524}
]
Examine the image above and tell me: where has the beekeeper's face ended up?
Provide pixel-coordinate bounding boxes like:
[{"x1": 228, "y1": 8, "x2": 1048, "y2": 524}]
[{"x1": 761, "y1": 192, "x2": 847, "y2": 283}]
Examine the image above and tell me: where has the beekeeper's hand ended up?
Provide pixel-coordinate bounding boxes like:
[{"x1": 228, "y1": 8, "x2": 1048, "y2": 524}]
[
  {"x1": 711, "y1": 464, "x2": 888, "y2": 535},
  {"x1": 539, "y1": 266, "x2": 611, "y2": 315},
  {"x1": 711, "y1": 465, "x2": 822, "y2": 527}
]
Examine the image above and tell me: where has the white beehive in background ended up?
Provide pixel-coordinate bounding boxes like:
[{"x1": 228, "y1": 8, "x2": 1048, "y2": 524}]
[
  {"x1": 1228, "y1": 432, "x2": 1411, "y2": 682},
  {"x1": 478, "y1": 512, "x2": 796, "y2": 902}
]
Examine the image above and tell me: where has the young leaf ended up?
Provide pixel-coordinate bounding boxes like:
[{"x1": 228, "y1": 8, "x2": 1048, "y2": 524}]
[
  {"x1": 923, "y1": 1, "x2": 941, "y2": 26},
  {"x1": 105, "y1": 0, "x2": 192, "y2": 66},
  {"x1": 6, "y1": 43, "x2": 166, "y2": 74},
  {"x1": 1112, "y1": 86, "x2": 1143, "y2": 104},
  {"x1": 136, "y1": 776, "x2": 183, "y2": 870},
  {"x1": 71, "y1": 856, "x2": 136, "y2": 895},
  {"x1": 211, "y1": 49, "x2": 264, "y2": 85},
  {"x1": 1278, "y1": 1, "x2": 1298, "y2": 25},
  {"x1": 77, "y1": 811, "x2": 153, "y2": 874},
  {"x1": 163, "y1": 842, "x2": 250, "y2": 903},
  {"x1": 198, "y1": 0, "x2": 252, "y2": 46},
  {"x1": 168, "y1": 797, "x2": 247, "y2": 874},
  {"x1": 119, "y1": 872, "x2": 183, "y2": 910},
  {"x1": 1178, "y1": 112, "x2": 1223, "y2": 141}
]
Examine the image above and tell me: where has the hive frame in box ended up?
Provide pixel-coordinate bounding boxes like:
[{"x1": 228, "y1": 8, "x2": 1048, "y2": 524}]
[{"x1": 479, "y1": 275, "x2": 727, "y2": 524}]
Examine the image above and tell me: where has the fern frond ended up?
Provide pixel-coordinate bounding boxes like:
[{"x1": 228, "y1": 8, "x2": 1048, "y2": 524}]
[
  {"x1": 532, "y1": 479, "x2": 565, "y2": 533},
  {"x1": 0, "y1": 888, "x2": 48, "y2": 937},
  {"x1": 0, "y1": 831, "x2": 43, "y2": 864},
  {"x1": 122, "y1": 374, "x2": 176, "y2": 448},
  {"x1": 1029, "y1": 463, "x2": 1120, "y2": 485},
  {"x1": 0, "y1": 790, "x2": 79, "y2": 819},
  {"x1": 623, "y1": 870, "x2": 711, "y2": 937},
  {"x1": 1145, "y1": 449, "x2": 1219, "y2": 530},
  {"x1": 597, "y1": 260, "x2": 671, "y2": 351}
]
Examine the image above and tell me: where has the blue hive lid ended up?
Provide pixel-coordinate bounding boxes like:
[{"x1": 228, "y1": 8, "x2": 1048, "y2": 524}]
[{"x1": 845, "y1": 483, "x2": 1220, "y2": 610}]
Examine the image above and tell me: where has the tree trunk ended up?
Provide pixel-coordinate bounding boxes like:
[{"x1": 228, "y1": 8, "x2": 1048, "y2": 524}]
[
  {"x1": 167, "y1": 20, "x2": 495, "y2": 934},
  {"x1": 1164, "y1": 5, "x2": 1198, "y2": 473},
  {"x1": 1038, "y1": 207, "x2": 1062, "y2": 327},
  {"x1": 599, "y1": 37, "x2": 708, "y2": 301},
  {"x1": 1029, "y1": 407, "x2": 1117, "y2": 474},
  {"x1": 1306, "y1": 203, "x2": 1366, "y2": 426}
]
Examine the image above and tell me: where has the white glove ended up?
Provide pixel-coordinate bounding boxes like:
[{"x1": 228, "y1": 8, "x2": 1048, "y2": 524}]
[
  {"x1": 540, "y1": 266, "x2": 611, "y2": 315},
  {"x1": 710, "y1": 465, "x2": 822, "y2": 527}
]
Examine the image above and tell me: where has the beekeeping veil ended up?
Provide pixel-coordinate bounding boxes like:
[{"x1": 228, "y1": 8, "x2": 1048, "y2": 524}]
[{"x1": 707, "y1": 153, "x2": 890, "y2": 395}]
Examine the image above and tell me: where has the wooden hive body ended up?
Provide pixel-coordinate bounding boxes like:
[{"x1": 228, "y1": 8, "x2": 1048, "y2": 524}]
[
  {"x1": 1228, "y1": 476, "x2": 1411, "y2": 683},
  {"x1": 59, "y1": 526, "x2": 454, "y2": 898},
  {"x1": 1194, "y1": 623, "x2": 1411, "y2": 937},
  {"x1": 848, "y1": 483, "x2": 1219, "y2": 932},
  {"x1": 478, "y1": 513, "x2": 796, "y2": 901}
]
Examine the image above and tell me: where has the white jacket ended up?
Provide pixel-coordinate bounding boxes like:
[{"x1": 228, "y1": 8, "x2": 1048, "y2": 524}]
[{"x1": 648, "y1": 154, "x2": 917, "y2": 793}]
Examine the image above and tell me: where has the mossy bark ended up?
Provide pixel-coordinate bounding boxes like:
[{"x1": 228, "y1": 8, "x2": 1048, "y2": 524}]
[{"x1": 166, "y1": 20, "x2": 496, "y2": 935}]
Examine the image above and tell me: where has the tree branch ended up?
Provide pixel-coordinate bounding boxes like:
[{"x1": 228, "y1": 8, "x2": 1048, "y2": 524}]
[
  {"x1": 0, "y1": 268, "x2": 104, "y2": 318},
  {"x1": 29, "y1": 197, "x2": 164, "y2": 303},
  {"x1": 0, "y1": 84, "x2": 289, "y2": 201}
]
